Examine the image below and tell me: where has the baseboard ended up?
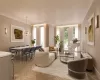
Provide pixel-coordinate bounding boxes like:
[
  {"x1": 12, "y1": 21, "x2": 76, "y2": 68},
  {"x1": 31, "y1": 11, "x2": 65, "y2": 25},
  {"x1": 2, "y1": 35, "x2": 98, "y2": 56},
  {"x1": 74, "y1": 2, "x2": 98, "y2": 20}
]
[{"x1": 93, "y1": 65, "x2": 100, "y2": 80}]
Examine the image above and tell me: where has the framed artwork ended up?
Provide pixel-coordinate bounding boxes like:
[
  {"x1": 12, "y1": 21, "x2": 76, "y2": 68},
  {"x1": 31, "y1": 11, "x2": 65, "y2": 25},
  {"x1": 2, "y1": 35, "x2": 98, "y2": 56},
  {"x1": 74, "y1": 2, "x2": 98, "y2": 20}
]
[
  {"x1": 95, "y1": 15, "x2": 99, "y2": 28},
  {"x1": 11, "y1": 25, "x2": 25, "y2": 42},
  {"x1": 85, "y1": 27, "x2": 87, "y2": 34},
  {"x1": 87, "y1": 13, "x2": 95, "y2": 45}
]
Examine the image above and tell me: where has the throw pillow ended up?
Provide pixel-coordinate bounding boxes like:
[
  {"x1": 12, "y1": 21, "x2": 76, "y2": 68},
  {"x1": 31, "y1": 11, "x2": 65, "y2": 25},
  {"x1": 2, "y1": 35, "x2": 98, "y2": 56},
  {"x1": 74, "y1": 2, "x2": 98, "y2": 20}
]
[{"x1": 49, "y1": 46, "x2": 55, "y2": 51}]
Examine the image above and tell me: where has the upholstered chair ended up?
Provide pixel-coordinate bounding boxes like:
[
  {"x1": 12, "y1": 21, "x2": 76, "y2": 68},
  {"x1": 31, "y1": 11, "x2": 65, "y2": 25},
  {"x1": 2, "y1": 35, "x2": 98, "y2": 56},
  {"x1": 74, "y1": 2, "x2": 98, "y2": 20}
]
[{"x1": 67, "y1": 58, "x2": 88, "y2": 79}]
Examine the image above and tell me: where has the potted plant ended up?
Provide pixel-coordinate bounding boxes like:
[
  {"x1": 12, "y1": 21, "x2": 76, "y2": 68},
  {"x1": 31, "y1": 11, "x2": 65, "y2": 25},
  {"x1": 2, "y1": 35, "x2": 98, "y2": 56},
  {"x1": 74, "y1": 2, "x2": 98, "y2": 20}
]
[
  {"x1": 59, "y1": 41, "x2": 64, "y2": 52},
  {"x1": 31, "y1": 39, "x2": 36, "y2": 46}
]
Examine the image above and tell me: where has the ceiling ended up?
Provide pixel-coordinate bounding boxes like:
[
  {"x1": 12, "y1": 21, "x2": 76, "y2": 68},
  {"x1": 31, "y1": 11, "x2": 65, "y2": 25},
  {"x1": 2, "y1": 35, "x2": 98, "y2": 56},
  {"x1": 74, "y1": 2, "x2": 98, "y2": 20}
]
[{"x1": 0, "y1": 0, "x2": 93, "y2": 26}]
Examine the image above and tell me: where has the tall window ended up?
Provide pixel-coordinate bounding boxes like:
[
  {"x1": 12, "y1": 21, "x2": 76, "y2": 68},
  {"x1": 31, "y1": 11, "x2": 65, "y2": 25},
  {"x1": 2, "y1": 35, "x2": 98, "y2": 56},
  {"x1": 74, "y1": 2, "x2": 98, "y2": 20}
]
[
  {"x1": 56, "y1": 28, "x2": 60, "y2": 40},
  {"x1": 56, "y1": 28, "x2": 60, "y2": 35},
  {"x1": 75, "y1": 26, "x2": 78, "y2": 38},
  {"x1": 64, "y1": 28, "x2": 68, "y2": 49},
  {"x1": 73, "y1": 27, "x2": 75, "y2": 38},
  {"x1": 33, "y1": 27, "x2": 36, "y2": 46},
  {"x1": 40, "y1": 27, "x2": 44, "y2": 47},
  {"x1": 73, "y1": 26, "x2": 78, "y2": 51},
  {"x1": 73, "y1": 26, "x2": 78, "y2": 39}
]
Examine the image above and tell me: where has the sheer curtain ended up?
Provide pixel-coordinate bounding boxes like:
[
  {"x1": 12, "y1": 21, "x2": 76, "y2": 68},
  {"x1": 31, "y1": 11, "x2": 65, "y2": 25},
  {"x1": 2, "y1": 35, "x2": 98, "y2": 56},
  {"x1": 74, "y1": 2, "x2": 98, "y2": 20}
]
[
  {"x1": 33, "y1": 27, "x2": 37, "y2": 46},
  {"x1": 40, "y1": 27, "x2": 45, "y2": 47},
  {"x1": 56, "y1": 28, "x2": 60, "y2": 47}
]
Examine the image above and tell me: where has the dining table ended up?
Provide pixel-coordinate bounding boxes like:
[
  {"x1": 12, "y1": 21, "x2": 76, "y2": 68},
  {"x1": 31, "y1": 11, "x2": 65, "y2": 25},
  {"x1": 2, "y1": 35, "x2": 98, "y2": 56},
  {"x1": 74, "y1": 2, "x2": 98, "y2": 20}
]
[
  {"x1": 11, "y1": 45, "x2": 41, "y2": 50},
  {"x1": 10, "y1": 45, "x2": 41, "y2": 59},
  {"x1": 11, "y1": 46, "x2": 34, "y2": 50}
]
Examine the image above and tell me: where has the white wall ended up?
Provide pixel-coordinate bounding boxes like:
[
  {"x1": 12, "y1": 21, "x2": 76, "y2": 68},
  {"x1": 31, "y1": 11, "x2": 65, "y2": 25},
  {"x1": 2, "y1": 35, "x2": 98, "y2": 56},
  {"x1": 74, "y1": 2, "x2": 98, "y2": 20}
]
[{"x1": 81, "y1": 0, "x2": 100, "y2": 79}]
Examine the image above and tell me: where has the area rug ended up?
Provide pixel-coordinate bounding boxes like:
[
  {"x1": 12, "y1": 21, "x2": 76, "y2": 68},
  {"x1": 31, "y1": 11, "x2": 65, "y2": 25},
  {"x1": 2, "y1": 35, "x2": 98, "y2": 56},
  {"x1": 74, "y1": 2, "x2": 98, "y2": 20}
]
[{"x1": 32, "y1": 58, "x2": 76, "y2": 80}]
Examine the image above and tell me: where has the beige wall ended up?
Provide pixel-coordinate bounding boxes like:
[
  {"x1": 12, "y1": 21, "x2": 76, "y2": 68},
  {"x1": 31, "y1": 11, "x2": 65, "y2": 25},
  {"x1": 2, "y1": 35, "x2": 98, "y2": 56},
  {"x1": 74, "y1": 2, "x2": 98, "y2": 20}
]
[
  {"x1": 0, "y1": 15, "x2": 31, "y2": 51},
  {"x1": 81, "y1": 0, "x2": 100, "y2": 79},
  {"x1": 44, "y1": 24, "x2": 49, "y2": 47}
]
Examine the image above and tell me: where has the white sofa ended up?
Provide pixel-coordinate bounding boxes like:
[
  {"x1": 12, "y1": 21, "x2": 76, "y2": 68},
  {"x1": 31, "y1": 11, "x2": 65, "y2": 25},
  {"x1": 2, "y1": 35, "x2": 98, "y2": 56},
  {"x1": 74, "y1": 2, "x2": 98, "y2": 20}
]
[{"x1": 34, "y1": 47, "x2": 58, "y2": 67}]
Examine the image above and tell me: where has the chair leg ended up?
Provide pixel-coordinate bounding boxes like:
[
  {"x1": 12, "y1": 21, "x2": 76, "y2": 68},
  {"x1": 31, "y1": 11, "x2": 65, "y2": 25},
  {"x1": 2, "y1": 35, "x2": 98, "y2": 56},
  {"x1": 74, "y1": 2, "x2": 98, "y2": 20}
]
[
  {"x1": 31, "y1": 52, "x2": 34, "y2": 59},
  {"x1": 21, "y1": 53, "x2": 24, "y2": 61},
  {"x1": 30, "y1": 53, "x2": 32, "y2": 59},
  {"x1": 29, "y1": 53, "x2": 32, "y2": 60},
  {"x1": 22, "y1": 56, "x2": 23, "y2": 61},
  {"x1": 26, "y1": 55, "x2": 27, "y2": 61},
  {"x1": 33, "y1": 52, "x2": 35, "y2": 58}
]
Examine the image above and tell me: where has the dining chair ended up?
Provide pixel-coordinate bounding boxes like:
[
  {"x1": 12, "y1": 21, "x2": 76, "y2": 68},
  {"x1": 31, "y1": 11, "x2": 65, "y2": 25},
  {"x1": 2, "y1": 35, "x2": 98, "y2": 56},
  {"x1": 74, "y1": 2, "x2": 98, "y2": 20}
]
[
  {"x1": 9, "y1": 47, "x2": 15, "y2": 52},
  {"x1": 35, "y1": 46, "x2": 42, "y2": 50},
  {"x1": 30, "y1": 47, "x2": 36, "y2": 59},
  {"x1": 22, "y1": 48, "x2": 31, "y2": 61},
  {"x1": 9, "y1": 47, "x2": 18, "y2": 59}
]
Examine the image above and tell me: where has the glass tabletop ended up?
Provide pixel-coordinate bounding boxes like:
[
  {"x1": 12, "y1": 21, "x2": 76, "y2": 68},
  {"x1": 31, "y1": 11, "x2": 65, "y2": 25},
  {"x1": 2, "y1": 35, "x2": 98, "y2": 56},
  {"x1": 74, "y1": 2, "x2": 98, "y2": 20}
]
[{"x1": 59, "y1": 51, "x2": 81, "y2": 64}]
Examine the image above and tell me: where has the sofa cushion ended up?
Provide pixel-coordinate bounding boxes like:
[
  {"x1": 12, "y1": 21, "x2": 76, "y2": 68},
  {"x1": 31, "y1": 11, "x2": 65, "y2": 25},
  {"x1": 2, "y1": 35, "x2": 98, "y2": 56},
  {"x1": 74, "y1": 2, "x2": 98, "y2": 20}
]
[{"x1": 49, "y1": 46, "x2": 55, "y2": 51}]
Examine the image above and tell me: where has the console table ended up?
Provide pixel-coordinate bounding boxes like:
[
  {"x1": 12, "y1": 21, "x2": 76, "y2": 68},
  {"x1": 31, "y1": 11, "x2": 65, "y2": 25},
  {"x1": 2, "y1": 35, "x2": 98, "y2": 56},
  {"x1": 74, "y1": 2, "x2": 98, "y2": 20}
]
[{"x1": 59, "y1": 52, "x2": 81, "y2": 63}]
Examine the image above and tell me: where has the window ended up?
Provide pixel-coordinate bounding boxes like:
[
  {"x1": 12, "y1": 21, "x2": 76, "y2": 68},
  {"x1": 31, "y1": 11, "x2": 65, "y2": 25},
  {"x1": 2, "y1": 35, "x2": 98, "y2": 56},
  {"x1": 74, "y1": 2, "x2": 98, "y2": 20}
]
[
  {"x1": 73, "y1": 26, "x2": 78, "y2": 51},
  {"x1": 64, "y1": 28, "x2": 68, "y2": 49},
  {"x1": 33, "y1": 27, "x2": 36, "y2": 46},
  {"x1": 56, "y1": 28, "x2": 60, "y2": 40},
  {"x1": 75, "y1": 26, "x2": 78, "y2": 38},
  {"x1": 73, "y1": 27, "x2": 75, "y2": 38},
  {"x1": 40, "y1": 27, "x2": 44, "y2": 47},
  {"x1": 73, "y1": 26, "x2": 79, "y2": 39},
  {"x1": 56, "y1": 28, "x2": 60, "y2": 35}
]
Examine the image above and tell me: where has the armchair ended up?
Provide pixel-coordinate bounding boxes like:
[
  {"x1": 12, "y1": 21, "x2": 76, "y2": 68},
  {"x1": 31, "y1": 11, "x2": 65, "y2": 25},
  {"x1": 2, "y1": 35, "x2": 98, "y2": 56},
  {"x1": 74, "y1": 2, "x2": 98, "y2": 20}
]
[{"x1": 67, "y1": 58, "x2": 88, "y2": 79}]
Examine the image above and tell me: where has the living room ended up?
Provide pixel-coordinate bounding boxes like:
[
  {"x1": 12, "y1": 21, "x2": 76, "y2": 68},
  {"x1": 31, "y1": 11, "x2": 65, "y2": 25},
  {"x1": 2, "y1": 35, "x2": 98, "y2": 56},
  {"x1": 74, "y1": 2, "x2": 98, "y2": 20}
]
[{"x1": 0, "y1": 0, "x2": 100, "y2": 80}]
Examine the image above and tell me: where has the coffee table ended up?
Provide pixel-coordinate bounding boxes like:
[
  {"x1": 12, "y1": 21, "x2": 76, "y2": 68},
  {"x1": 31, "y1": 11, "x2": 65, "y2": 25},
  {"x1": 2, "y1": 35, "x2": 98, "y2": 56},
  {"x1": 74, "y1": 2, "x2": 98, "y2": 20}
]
[{"x1": 59, "y1": 52, "x2": 81, "y2": 64}]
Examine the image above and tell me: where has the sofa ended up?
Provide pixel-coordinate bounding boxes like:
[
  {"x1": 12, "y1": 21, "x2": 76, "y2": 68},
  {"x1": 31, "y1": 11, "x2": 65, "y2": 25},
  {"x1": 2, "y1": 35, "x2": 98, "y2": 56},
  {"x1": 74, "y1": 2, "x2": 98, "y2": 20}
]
[{"x1": 34, "y1": 47, "x2": 58, "y2": 67}]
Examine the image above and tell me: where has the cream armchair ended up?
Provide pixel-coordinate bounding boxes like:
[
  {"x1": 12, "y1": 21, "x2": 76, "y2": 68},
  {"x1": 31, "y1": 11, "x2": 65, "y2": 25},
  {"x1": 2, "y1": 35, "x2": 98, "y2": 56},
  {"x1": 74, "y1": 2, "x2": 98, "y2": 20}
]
[{"x1": 34, "y1": 50, "x2": 56, "y2": 67}]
